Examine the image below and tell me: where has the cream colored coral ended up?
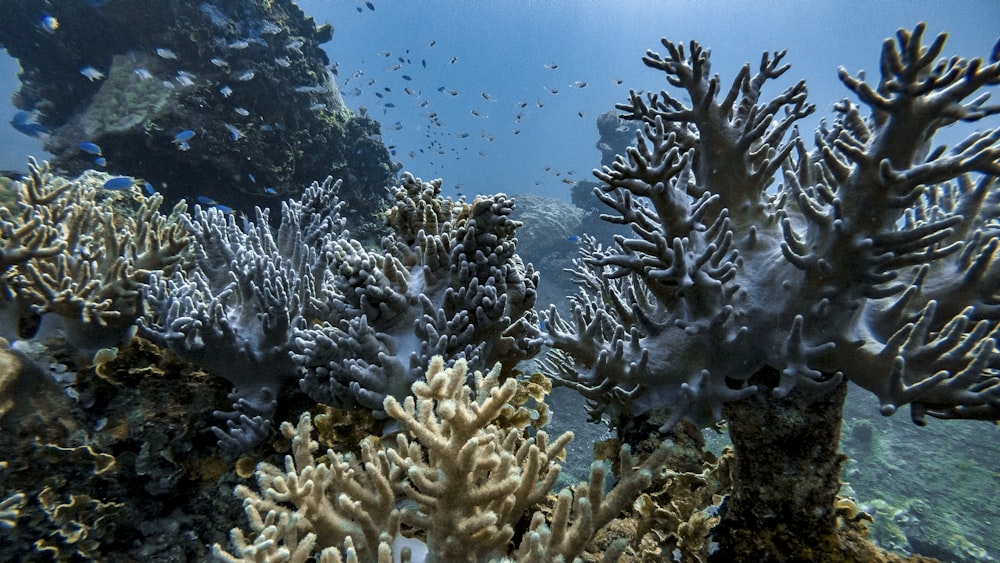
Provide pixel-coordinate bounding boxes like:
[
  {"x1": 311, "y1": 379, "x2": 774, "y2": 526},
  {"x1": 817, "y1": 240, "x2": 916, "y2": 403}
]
[{"x1": 383, "y1": 356, "x2": 573, "y2": 561}]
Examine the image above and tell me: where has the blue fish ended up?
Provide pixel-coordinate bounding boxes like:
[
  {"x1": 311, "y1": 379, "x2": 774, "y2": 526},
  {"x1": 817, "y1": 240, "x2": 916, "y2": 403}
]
[
  {"x1": 539, "y1": 320, "x2": 548, "y2": 332},
  {"x1": 102, "y1": 177, "x2": 133, "y2": 191},
  {"x1": 196, "y1": 195, "x2": 233, "y2": 214},
  {"x1": 10, "y1": 112, "x2": 48, "y2": 138},
  {"x1": 263, "y1": 186, "x2": 276, "y2": 195},
  {"x1": 174, "y1": 130, "x2": 196, "y2": 142},
  {"x1": 567, "y1": 235, "x2": 579, "y2": 244},
  {"x1": 93, "y1": 157, "x2": 107, "y2": 167},
  {"x1": 79, "y1": 141, "x2": 102, "y2": 155},
  {"x1": 143, "y1": 182, "x2": 156, "y2": 195}
]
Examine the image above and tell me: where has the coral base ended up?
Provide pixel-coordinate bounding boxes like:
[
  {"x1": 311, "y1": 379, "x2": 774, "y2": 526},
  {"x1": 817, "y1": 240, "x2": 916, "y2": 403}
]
[{"x1": 709, "y1": 367, "x2": 937, "y2": 562}]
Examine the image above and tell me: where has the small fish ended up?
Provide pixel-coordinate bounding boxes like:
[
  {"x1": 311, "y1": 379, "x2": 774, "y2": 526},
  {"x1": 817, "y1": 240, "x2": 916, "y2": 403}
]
[
  {"x1": 516, "y1": 101, "x2": 527, "y2": 108},
  {"x1": 567, "y1": 235, "x2": 579, "y2": 243},
  {"x1": 133, "y1": 67, "x2": 153, "y2": 80},
  {"x1": 570, "y1": 81, "x2": 587, "y2": 88},
  {"x1": 404, "y1": 87, "x2": 419, "y2": 97},
  {"x1": 103, "y1": 177, "x2": 133, "y2": 191},
  {"x1": 365, "y1": 1, "x2": 375, "y2": 10},
  {"x1": 384, "y1": 103, "x2": 396, "y2": 108},
  {"x1": 39, "y1": 14, "x2": 59, "y2": 33},
  {"x1": 197, "y1": 195, "x2": 233, "y2": 214},
  {"x1": 10, "y1": 111, "x2": 48, "y2": 138},
  {"x1": 449, "y1": 56, "x2": 458, "y2": 64},
  {"x1": 545, "y1": 86, "x2": 559, "y2": 94},
  {"x1": 143, "y1": 182, "x2": 156, "y2": 195},
  {"x1": 223, "y1": 123, "x2": 243, "y2": 140},
  {"x1": 220, "y1": 85, "x2": 233, "y2": 97},
  {"x1": 274, "y1": 56, "x2": 291, "y2": 68},
  {"x1": 247, "y1": 173, "x2": 256, "y2": 183},
  {"x1": 427, "y1": 40, "x2": 436, "y2": 48},
  {"x1": 80, "y1": 66, "x2": 104, "y2": 81},
  {"x1": 79, "y1": 142, "x2": 102, "y2": 155},
  {"x1": 421, "y1": 59, "x2": 427, "y2": 68},
  {"x1": 210, "y1": 57, "x2": 229, "y2": 68},
  {"x1": 539, "y1": 320, "x2": 548, "y2": 332},
  {"x1": 228, "y1": 39, "x2": 250, "y2": 50},
  {"x1": 259, "y1": 20, "x2": 281, "y2": 35},
  {"x1": 481, "y1": 92, "x2": 496, "y2": 101},
  {"x1": 175, "y1": 72, "x2": 195, "y2": 87},
  {"x1": 386, "y1": 64, "x2": 402, "y2": 71},
  {"x1": 471, "y1": 109, "x2": 488, "y2": 118},
  {"x1": 544, "y1": 62, "x2": 558, "y2": 69},
  {"x1": 264, "y1": 186, "x2": 277, "y2": 195},
  {"x1": 614, "y1": 77, "x2": 624, "y2": 85},
  {"x1": 286, "y1": 39, "x2": 304, "y2": 52},
  {"x1": 93, "y1": 156, "x2": 107, "y2": 167},
  {"x1": 443, "y1": 89, "x2": 459, "y2": 96},
  {"x1": 309, "y1": 103, "x2": 327, "y2": 111},
  {"x1": 155, "y1": 48, "x2": 178, "y2": 59},
  {"x1": 578, "y1": 111, "x2": 585, "y2": 118},
  {"x1": 235, "y1": 70, "x2": 255, "y2": 81},
  {"x1": 234, "y1": 107, "x2": 250, "y2": 117},
  {"x1": 402, "y1": 75, "x2": 412, "y2": 81},
  {"x1": 173, "y1": 130, "x2": 195, "y2": 150}
]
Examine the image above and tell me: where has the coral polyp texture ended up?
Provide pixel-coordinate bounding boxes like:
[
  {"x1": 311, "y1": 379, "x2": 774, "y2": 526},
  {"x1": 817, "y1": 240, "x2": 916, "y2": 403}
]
[
  {"x1": 216, "y1": 357, "x2": 671, "y2": 563},
  {"x1": 540, "y1": 24, "x2": 1000, "y2": 431},
  {"x1": 0, "y1": 159, "x2": 189, "y2": 354},
  {"x1": 141, "y1": 172, "x2": 539, "y2": 450}
]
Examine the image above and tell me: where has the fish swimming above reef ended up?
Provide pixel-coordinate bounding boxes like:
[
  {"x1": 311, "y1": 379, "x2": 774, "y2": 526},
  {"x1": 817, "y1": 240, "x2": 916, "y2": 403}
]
[
  {"x1": 80, "y1": 66, "x2": 104, "y2": 81},
  {"x1": 38, "y1": 13, "x2": 58, "y2": 33},
  {"x1": 102, "y1": 177, "x2": 133, "y2": 191},
  {"x1": 10, "y1": 111, "x2": 48, "y2": 138},
  {"x1": 172, "y1": 130, "x2": 195, "y2": 150},
  {"x1": 78, "y1": 141, "x2": 102, "y2": 155}
]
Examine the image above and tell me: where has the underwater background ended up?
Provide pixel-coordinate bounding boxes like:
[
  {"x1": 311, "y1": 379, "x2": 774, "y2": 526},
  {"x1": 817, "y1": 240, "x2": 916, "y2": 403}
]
[{"x1": 1, "y1": 1, "x2": 999, "y2": 561}]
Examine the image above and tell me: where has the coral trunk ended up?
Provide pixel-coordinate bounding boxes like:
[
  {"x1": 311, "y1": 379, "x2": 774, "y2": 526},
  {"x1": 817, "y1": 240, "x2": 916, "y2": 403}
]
[{"x1": 711, "y1": 367, "x2": 849, "y2": 561}]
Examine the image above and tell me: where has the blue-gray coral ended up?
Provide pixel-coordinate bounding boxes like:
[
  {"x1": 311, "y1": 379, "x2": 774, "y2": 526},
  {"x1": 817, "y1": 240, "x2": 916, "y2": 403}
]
[
  {"x1": 540, "y1": 24, "x2": 1000, "y2": 430},
  {"x1": 291, "y1": 172, "x2": 540, "y2": 415},
  {"x1": 141, "y1": 172, "x2": 539, "y2": 449}
]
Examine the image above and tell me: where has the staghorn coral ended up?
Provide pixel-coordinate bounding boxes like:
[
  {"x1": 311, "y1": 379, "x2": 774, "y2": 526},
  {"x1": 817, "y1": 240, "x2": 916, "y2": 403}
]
[
  {"x1": 1, "y1": 159, "x2": 189, "y2": 354},
  {"x1": 217, "y1": 357, "x2": 672, "y2": 563},
  {"x1": 538, "y1": 24, "x2": 1000, "y2": 560}
]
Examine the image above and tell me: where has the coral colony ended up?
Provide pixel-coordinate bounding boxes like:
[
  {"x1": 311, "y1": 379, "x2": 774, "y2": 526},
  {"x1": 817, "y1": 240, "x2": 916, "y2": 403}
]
[{"x1": 0, "y1": 18, "x2": 998, "y2": 563}]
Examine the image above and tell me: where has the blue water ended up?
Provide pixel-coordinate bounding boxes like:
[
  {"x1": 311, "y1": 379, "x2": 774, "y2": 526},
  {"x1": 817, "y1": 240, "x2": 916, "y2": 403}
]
[{"x1": 3, "y1": 0, "x2": 998, "y2": 200}]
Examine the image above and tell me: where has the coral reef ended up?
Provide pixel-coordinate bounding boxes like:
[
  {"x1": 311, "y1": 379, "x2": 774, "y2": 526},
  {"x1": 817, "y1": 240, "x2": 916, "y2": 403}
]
[
  {"x1": 1, "y1": 159, "x2": 189, "y2": 355},
  {"x1": 0, "y1": 0, "x2": 396, "y2": 239},
  {"x1": 216, "y1": 357, "x2": 674, "y2": 563},
  {"x1": 538, "y1": 23, "x2": 1000, "y2": 560},
  {"x1": 141, "y1": 172, "x2": 539, "y2": 450}
]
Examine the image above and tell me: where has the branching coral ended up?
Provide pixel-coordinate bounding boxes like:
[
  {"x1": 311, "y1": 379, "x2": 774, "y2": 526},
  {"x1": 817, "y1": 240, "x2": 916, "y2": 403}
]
[
  {"x1": 143, "y1": 172, "x2": 539, "y2": 451},
  {"x1": 537, "y1": 23, "x2": 1000, "y2": 559},
  {"x1": 1, "y1": 159, "x2": 189, "y2": 353},
  {"x1": 217, "y1": 357, "x2": 672, "y2": 563},
  {"x1": 292, "y1": 172, "x2": 540, "y2": 415},
  {"x1": 541, "y1": 22, "x2": 1000, "y2": 432}
]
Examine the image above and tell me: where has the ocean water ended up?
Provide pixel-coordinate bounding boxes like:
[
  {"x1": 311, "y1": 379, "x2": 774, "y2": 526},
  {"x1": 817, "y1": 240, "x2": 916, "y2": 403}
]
[
  {"x1": 4, "y1": 1, "x2": 1000, "y2": 196},
  {"x1": 1, "y1": 1, "x2": 999, "y2": 561}
]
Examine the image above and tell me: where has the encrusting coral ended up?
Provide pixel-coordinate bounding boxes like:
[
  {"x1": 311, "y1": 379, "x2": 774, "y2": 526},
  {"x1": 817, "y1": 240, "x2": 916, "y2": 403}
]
[
  {"x1": 216, "y1": 357, "x2": 674, "y2": 563},
  {"x1": 537, "y1": 23, "x2": 1000, "y2": 560}
]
